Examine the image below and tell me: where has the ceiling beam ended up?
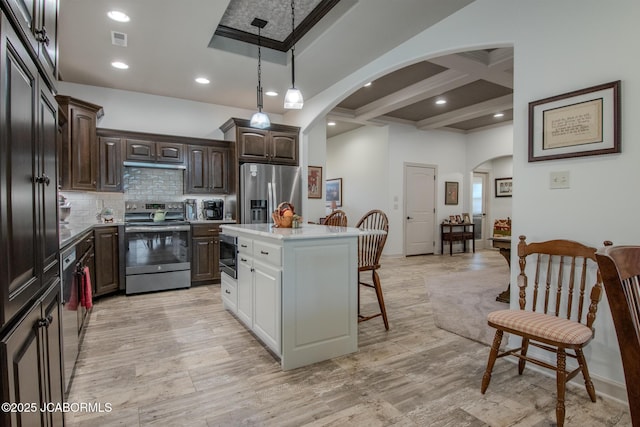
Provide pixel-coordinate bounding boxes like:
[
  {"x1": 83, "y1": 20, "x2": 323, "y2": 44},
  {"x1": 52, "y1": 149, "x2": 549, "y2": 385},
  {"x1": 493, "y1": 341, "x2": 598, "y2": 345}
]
[
  {"x1": 417, "y1": 94, "x2": 513, "y2": 130},
  {"x1": 429, "y1": 48, "x2": 513, "y2": 89},
  {"x1": 353, "y1": 69, "x2": 477, "y2": 121},
  {"x1": 327, "y1": 108, "x2": 386, "y2": 126}
]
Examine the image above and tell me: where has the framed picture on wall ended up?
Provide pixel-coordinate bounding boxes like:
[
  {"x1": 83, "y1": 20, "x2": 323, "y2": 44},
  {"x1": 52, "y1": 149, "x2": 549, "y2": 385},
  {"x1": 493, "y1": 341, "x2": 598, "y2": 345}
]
[
  {"x1": 326, "y1": 178, "x2": 342, "y2": 207},
  {"x1": 445, "y1": 181, "x2": 458, "y2": 205},
  {"x1": 528, "y1": 80, "x2": 621, "y2": 162},
  {"x1": 495, "y1": 177, "x2": 513, "y2": 197},
  {"x1": 308, "y1": 166, "x2": 322, "y2": 199}
]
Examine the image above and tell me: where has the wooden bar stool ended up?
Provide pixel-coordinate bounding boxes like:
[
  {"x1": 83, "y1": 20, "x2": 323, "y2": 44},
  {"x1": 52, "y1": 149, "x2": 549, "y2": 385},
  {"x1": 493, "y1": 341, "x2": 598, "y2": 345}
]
[
  {"x1": 323, "y1": 209, "x2": 348, "y2": 226},
  {"x1": 356, "y1": 210, "x2": 389, "y2": 330}
]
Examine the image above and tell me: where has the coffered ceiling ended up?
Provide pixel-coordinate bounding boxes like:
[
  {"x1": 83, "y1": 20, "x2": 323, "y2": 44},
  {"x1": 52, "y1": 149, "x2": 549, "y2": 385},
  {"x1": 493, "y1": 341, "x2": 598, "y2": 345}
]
[{"x1": 57, "y1": 1, "x2": 513, "y2": 138}]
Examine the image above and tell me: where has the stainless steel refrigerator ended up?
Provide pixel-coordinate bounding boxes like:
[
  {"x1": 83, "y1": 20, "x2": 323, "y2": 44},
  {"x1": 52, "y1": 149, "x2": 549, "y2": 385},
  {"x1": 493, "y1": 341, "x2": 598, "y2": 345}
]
[{"x1": 240, "y1": 163, "x2": 302, "y2": 224}]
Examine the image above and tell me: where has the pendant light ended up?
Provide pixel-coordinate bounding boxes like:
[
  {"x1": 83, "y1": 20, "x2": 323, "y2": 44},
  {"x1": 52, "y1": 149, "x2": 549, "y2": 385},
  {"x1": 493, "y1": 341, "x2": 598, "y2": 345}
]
[
  {"x1": 250, "y1": 18, "x2": 271, "y2": 129},
  {"x1": 284, "y1": 0, "x2": 303, "y2": 109}
]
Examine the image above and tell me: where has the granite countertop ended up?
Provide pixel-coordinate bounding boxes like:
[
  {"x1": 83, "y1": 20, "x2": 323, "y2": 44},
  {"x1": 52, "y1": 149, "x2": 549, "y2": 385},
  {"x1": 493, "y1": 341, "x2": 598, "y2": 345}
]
[
  {"x1": 59, "y1": 221, "x2": 124, "y2": 249},
  {"x1": 60, "y1": 219, "x2": 238, "y2": 248},
  {"x1": 220, "y1": 223, "x2": 386, "y2": 240},
  {"x1": 189, "y1": 219, "x2": 237, "y2": 225}
]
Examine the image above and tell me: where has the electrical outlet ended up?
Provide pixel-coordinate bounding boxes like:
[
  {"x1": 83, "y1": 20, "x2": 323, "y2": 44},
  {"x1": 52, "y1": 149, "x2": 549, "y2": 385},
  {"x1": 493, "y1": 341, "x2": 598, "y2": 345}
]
[{"x1": 550, "y1": 171, "x2": 570, "y2": 189}]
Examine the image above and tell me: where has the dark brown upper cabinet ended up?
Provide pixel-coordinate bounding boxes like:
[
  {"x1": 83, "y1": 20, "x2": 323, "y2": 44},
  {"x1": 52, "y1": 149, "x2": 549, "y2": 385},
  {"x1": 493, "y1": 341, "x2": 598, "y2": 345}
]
[
  {"x1": 4, "y1": 0, "x2": 58, "y2": 86},
  {"x1": 56, "y1": 95, "x2": 104, "y2": 191},
  {"x1": 221, "y1": 118, "x2": 299, "y2": 166},
  {"x1": 98, "y1": 136, "x2": 123, "y2": 192},
  {"x1": 185, "y1": 143, "x2": 231, "y2": 194},
  {"x1": 124, "y1": 139, "x2": 184, "y2": 164}
]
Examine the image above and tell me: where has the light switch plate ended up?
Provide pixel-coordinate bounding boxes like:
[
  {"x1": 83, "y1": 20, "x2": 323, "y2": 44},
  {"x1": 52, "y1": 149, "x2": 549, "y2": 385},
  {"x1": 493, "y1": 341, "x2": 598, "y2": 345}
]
[{"x1": 550, "y1": 171, "x2": 570, "y2": 189}]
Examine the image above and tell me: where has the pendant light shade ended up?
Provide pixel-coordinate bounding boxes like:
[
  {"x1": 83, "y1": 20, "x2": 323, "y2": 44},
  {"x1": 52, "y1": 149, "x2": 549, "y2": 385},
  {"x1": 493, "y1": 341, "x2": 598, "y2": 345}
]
[
  {"x1": 284, "y1": 87, "x2": 303, "y2": 109},
  {"x1": 250, "y1": 18, "x2": 270, "y2": 129},
  {"x1": 284, "y1": 0, "x2": 303, "y2": 109}
]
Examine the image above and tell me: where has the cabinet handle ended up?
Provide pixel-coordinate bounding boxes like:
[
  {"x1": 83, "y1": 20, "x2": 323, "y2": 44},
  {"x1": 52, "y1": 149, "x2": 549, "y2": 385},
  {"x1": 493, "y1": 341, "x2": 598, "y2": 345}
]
[
  {"x1": 35, "y1": 29, "x2": 50, "y2": 46},
  {"x1": 250, "y1": 268, "x2": 255, "y2": 272},
  {"x1": 260, "y1": 250, "x2": 269, "y2": 255},
  {"x1": 240, "y1": 244, "x2": 248, "y2": 248},
  {"x1": 225, "y1": 289, "x2": 231, "y2": 294},
  {"x1": 38, "y1": 315, "x2": 53, "y2": 328},
  {"x1": 35, "y1": 174, "x2": 51, "y2": 185},
  {"x1": 240, "y1": 257, "x2": 248, "y2": 262}
]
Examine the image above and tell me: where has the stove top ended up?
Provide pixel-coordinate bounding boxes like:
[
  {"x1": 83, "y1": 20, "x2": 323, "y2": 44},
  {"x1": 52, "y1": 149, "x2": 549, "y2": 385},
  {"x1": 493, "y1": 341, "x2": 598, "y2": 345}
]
[{"x1": 124, "y1": 200, "x2": 186, "y2": 224}]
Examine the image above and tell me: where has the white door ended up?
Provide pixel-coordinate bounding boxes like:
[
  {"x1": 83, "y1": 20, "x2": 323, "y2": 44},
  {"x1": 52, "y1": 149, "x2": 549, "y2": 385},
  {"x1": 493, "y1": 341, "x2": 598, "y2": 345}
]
[
  {"x1": 472, "y1": 172, "x2": 489, "y2": 248},
  {"x1": 404, "y1": 164, "x2": 436, "y2": 255}
]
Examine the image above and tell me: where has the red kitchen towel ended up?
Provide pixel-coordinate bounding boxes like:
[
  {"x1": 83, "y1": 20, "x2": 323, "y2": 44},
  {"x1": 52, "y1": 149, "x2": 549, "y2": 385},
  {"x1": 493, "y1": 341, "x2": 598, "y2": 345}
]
[
  {"x1": 81, "y1": 266, "x2": 93, "y2": 309},
  {"x1": 67, "y1": 271, "x2": 80, "y2": 310}
]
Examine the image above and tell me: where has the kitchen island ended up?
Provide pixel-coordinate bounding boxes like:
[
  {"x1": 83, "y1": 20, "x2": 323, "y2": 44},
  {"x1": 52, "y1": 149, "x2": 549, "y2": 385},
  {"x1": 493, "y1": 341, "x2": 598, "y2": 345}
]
[{"x1": 220, "y1": 223, "x2": 375, "y2": 370}]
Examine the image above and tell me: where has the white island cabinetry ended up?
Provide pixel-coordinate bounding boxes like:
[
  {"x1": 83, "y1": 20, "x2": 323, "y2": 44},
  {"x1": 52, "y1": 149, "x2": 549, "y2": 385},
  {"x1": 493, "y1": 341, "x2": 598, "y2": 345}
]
[{"x1": 220, "y1": 223, "x2": 361, "y2": 370}]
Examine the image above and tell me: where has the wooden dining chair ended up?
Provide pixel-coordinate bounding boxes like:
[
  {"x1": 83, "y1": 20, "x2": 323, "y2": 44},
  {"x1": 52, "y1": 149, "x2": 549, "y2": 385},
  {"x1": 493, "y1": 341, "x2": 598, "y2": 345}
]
[
  {"x1": 323, "y1": 210, "x2": 348, "y2": 227},
  {"x1": 595, "y1": 245, "x2": 640, "y2": 427},
  {"x1": 356, "y1": 210, "x2": 389, "y2": 330},
  {"x1": 481, "y1": 235, "x2": 608, "y2": 427}
]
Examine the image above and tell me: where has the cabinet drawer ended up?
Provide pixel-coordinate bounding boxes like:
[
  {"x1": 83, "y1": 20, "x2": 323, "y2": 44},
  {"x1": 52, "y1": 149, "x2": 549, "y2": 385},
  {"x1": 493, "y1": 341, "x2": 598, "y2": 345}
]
[
  {"x1": 253, "y1": 241, "x2": 282, "y2": 267},
  {"x1": 238, "y1": 237, "x2": 253, "y2": 255},
  {"x1": 221, "y1": 273, "x2": 237, "y2": 312},
  {"x1": 192, "y1": 224, "x2": 220, "y2": 237}
]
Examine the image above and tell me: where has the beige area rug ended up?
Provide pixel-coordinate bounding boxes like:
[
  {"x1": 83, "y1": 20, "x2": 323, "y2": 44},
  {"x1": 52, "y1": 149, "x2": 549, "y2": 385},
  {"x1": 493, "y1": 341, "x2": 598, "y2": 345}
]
[{"x1": 425, "y1": 263, "x2": 510, "y2": 347}]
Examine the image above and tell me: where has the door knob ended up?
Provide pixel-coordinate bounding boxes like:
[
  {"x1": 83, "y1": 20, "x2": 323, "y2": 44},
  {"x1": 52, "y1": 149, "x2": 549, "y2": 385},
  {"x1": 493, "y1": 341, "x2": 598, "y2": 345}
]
[{"x1": 407, "y1": 216, "x2": 413, "y2": 220}]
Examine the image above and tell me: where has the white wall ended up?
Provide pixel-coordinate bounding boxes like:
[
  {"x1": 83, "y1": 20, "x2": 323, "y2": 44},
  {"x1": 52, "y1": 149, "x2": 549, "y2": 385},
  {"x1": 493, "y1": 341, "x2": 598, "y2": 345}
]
[
  {"x1": 325, "y1": 125, "x2": 389, "y2": 226},
  {"x1": 302, "y1": 122, "x2": 328, "y2": 223},
  {"x1": 57, "y1": 82, "x2": 283, "y2": 139},
  {"x1": 290, "y1": 0, "x2": 640, "y2": 401}
]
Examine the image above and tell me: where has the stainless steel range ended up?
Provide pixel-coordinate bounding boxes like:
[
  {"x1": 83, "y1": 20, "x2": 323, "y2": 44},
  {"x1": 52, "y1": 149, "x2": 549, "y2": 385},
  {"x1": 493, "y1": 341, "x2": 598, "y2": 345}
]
[{"x1": 124, "y1": 200, "x2": 191, "y2": 295}]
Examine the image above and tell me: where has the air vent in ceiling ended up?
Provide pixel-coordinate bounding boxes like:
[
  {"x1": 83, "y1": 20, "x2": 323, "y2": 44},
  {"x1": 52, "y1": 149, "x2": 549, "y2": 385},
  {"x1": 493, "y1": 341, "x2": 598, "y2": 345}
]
[{"x1": 111, "y1": 31, "x2": 128, "y2": 47}]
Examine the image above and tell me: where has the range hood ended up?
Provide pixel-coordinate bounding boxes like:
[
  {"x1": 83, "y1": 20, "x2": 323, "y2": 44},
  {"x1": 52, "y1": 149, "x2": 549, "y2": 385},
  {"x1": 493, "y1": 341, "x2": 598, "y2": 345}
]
[{"x1": 123, "y1": 161, "x2": 186, "y2": 170}]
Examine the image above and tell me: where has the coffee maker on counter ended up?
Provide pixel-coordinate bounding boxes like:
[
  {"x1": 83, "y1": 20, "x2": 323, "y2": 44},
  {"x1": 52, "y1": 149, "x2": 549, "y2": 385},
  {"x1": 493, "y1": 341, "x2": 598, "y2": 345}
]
[{"x1": 203, "y1": 199, "x2": 224, "y2": 220}]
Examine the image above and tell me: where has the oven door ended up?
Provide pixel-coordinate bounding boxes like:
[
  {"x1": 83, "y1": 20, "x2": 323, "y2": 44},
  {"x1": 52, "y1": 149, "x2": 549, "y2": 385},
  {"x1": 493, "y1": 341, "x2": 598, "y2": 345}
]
[
  {"x1": 124, "y1": 224, "x2": 191, "y2": 275},
  {"x1": 219, "y1": 233, "x2": 237, "y2": 279}
]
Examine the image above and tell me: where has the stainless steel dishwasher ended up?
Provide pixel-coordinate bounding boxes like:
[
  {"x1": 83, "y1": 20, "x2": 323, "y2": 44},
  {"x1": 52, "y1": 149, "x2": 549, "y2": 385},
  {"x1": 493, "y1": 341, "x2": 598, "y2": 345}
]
[{"x1": 60, "y1": 246, "x2": 79, "y2": 396}]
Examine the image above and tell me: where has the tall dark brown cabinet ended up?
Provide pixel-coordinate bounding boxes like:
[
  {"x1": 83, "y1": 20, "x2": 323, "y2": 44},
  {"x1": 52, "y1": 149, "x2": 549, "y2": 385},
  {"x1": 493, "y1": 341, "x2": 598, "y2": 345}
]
[{"x1": 1, "y1": 1, "x2": 64, "y2": 425}]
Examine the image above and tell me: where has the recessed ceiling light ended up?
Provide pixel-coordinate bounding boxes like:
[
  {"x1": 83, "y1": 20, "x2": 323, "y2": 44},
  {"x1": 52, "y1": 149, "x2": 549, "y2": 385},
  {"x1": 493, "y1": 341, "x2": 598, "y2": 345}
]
[
  {"x1": 364, "y1": 82, "x2": 372, "y2": 87},
  {"x1": 107, "y1": 11, "x2": 130, "y2": 22},
  {"x1": 327, "y1": 121, "x2": 336, "y2": 126},
  {"x1": 111, "y1": 61, "x2": 129, "y2": 69},
  {"x1": 435, "y1": 99, "x2": 447, "y2": 105},
  {"x1": 195, "y1": 77, "x2": 210, "y2": 84},
  {"x1": 493, "y1": 112, "x2": 505, "y2": 118},
  {"x1": 265, "y1": 91, "x2": 278, "y2": 97}
]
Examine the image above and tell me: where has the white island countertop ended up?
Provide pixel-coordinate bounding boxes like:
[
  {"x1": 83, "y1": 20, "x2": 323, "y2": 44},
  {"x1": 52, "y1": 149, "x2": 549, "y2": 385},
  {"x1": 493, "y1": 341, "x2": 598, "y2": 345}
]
[{"x1": 220, "y1": 223, "x2": 385, "y2": 240}]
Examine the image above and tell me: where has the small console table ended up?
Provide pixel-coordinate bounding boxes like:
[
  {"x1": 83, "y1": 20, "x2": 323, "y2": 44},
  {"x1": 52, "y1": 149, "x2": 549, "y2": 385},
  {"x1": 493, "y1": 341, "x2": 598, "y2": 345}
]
[
  {"x1": 490, "y1": 237, "x2": 511, "y2": 303},
  {"x1": 440, "y1": 223, "x2": 475, "y2": 255}
]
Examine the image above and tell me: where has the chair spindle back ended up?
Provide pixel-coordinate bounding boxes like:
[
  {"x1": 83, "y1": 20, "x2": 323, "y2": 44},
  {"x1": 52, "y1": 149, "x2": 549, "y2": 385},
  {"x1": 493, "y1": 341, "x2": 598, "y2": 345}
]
[{"x1": 517, "y1": 235, "x2": 602, "y2": 329}]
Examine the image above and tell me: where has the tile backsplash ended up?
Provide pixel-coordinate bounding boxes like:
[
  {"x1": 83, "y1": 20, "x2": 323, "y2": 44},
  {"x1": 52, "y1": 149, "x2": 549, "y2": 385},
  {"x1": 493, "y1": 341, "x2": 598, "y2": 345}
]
[
  {"x1": 123, "y1": 167, "x2": 183, "y2": 199},
  {"x1": 59, "y1": 166, "x2": 228, "y2": 223}
]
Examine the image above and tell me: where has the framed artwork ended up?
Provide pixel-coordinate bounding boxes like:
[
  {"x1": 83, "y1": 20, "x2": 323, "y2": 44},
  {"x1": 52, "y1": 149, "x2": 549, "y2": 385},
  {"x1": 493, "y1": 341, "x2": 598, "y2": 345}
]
[
  {"x1": 462, "y1": 212, "x2": 471, "y2": 224},
  {"x1": 445, "y1": 181, "x2": 458, "y2": 205},
  {"x1": 307, "y1": 166, "x2": 322, "y2": 199},
  {"x1": 495, "y1": 177, "x2": 513, "y2": 197},
  {"x1": 528, "y1": 80, "x2": 621, "y2": 162},
  {"x1": 326, "y1": 178, "x2": 342, "y2": 207}
]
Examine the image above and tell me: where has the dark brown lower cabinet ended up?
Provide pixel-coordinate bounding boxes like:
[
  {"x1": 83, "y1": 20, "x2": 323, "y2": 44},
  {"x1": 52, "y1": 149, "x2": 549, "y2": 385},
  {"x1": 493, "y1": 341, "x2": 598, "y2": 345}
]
[
  {"x1": 0, "y1": 282, "x2": 64, "y2": 427},
  {"x1": 94, "y1": 227, "x2": 120, "y2": 296},
  {"x1": 191, "y1": 224, "x2": 221, "y2": 284}
]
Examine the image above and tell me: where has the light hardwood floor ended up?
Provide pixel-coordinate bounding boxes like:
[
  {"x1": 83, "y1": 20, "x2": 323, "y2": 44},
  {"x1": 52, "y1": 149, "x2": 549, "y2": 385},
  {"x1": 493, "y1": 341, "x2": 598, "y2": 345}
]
[{"x1": 65, "y1": 250, "x2": 632, "y2": 426}]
